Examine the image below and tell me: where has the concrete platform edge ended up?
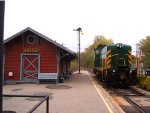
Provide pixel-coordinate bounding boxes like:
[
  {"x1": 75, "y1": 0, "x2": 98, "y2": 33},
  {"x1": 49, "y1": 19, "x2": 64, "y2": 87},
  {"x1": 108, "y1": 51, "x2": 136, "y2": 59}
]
[
  {"x1": 97, "y1": 84, "x2": 125, "y2": 113},
  {"x1": 87, "y1": 71, "x2": 125, "y2": 113}
]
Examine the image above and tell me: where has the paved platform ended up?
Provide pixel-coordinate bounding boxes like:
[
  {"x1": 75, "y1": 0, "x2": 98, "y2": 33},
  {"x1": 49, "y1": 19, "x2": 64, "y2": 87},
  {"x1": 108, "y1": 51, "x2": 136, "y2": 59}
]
[{"x1": 3, "y1": 70, "x2": 124, "y2": 113}]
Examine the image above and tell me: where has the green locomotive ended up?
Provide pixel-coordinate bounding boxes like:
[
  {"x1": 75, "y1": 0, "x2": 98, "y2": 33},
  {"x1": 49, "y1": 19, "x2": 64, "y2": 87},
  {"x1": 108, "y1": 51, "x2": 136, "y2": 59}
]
[{"x1": 93, "y1": 43, "x2": 137, "y2": 86}]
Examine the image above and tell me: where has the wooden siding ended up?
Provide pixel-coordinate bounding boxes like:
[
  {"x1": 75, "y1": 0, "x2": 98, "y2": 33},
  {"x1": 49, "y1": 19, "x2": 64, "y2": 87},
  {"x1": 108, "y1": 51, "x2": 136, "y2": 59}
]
[
  {"x1": 4, "y1": 37, "x2": 23, "y2": 80},
  {"x1": 4, "y1": 33, "x2": 57, "y2": 81},
  {"x1": 39, "y1": 38, "x2": 57, "y2": 73}
]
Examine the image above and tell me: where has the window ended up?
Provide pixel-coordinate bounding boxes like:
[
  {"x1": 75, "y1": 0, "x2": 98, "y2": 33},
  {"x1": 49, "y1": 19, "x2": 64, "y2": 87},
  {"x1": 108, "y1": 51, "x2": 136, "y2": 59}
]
[{"x1": 26, "y1": 35, "x2": 36, "y2": 44}]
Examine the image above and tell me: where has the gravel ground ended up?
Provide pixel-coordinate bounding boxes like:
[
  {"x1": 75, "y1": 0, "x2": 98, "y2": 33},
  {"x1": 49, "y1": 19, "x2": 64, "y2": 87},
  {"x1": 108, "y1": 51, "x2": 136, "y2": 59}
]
[{"x1": 131, "y1": 86, "x2": 150, "y2": 97}]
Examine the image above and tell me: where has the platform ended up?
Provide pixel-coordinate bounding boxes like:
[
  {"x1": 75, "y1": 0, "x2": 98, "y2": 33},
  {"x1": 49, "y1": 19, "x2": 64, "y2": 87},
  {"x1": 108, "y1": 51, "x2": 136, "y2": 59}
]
[{"x1": 3, "y1": 70, "x2": 124, "y2": 113}]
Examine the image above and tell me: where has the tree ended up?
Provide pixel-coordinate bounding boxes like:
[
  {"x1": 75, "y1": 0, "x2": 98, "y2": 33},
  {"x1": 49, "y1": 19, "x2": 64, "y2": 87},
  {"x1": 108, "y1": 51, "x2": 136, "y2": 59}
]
[
  {"x1": 93, "y1": 35, "x2": 113, "y2": 48},
  {"x1": 140, "y1": 36, "x2": 150, "y2": 69},
  {"x1": 80, "y1": 35, "x2": 113, "y2": 68},
  {"x1": 70, "y1": 59, "x2": 78, "y2": 71}
]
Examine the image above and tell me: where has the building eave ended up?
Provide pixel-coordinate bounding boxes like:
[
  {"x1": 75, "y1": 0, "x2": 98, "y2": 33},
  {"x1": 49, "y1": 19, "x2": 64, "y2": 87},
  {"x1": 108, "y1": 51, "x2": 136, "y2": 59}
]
[{"x1": 3, "y1": 27, "x2": 76, "y2": 58}]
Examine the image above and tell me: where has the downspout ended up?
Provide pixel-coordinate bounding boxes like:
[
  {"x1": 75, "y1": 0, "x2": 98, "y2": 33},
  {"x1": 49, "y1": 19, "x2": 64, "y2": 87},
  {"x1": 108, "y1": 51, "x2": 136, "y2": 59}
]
[
  {"x1": 57, "y1": 47, "x2": 60, "y2": 77},
  {"x1": 2, "y1": 45, "x2": 5, "y2": 84}
]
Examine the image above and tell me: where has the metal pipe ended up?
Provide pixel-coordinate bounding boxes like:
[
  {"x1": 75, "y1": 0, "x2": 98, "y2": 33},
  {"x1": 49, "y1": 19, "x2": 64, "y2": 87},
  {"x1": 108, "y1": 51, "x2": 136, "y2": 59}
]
[
  {"x1": 3, "y1": 94, "x2": 50, "y2": 113},
  {"x1": 46, "y1": 96, "x2": 49, "y2": 113},
  {"x1": 0, "y1": 1, "x2": 5, "y2": 112},
  {"x1": 3, "y1": 94, "x2": 46, "y2": 98},
  {"x1": 27, "y1": 96, "x2": 49, "y2": 113}
]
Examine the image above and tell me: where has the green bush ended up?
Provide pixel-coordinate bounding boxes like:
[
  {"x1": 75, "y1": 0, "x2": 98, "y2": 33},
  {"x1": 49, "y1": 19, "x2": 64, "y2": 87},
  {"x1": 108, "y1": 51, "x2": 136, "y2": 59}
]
[
  {"x1": 137, "y1": 76, "x2": 150, "y2": 91},
  {"x1": 137, "y1": 76, "x2": 146, "y2": 87},
  {"x1": 145, "y1": 77, "x2": 150, "y2": 90}
]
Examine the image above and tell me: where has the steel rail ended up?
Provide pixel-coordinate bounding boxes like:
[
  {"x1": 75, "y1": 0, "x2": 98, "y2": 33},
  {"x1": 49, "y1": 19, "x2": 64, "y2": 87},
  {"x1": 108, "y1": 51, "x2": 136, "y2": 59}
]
[
  {"x1": 109, "y1": 88, "x2": 147, "y2": 113},
  {"x1": 123, "y1": 96, "x2": 146, "y2": 113}
]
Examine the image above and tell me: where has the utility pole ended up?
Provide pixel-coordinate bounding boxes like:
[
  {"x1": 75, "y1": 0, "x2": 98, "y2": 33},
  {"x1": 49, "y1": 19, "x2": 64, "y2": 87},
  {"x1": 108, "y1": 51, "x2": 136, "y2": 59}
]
[
  {"x1": 0, "y1": 0, "x2": 5, "y2": 112},
  {"x1": 73, "y1": 27, "x2": 82, "y2": 73}
]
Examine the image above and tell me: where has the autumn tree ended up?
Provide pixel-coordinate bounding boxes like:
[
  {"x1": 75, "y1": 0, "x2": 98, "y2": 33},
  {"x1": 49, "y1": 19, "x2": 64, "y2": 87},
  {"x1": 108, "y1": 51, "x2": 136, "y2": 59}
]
[
  {"x1": 93, "y1": 35, "x2": 113, "y2": 48},
  {"x1": 70, "y1": 59, "x2": 78, "y2": 71},
  {"x1": 80, "y1": 35, "x2": 113, "y2": 68},
  {"x1": 140, "y1": 36, "x2": 150, "y2": 69}
]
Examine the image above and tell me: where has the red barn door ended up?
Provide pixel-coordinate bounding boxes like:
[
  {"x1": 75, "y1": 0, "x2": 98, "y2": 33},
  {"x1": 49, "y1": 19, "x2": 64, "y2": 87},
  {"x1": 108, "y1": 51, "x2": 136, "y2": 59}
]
[{"x1": 22, "y1": 54, "x2": 39, "y2": 81}]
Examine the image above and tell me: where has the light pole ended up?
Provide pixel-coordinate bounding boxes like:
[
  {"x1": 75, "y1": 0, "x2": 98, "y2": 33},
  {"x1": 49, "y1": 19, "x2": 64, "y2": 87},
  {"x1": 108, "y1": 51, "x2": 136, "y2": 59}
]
[{"x1": 73, "y1": 27, "x2": 82, "y2": 73}]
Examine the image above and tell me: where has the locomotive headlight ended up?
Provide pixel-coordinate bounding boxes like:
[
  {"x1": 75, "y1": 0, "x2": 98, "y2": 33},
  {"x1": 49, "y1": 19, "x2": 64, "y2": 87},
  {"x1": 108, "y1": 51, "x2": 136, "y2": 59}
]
[
  {"x1": 130, "y1": 70, "x2": 132, "y2": 73},
  {"x1": 117, "y1": 43, "x2": 120, "y2": 47},
  {"x1": 116, "y1": 43, "x2": 123, "y2": 48},
  {"x1": 119, "y1": 43, "x2": 123, "y2": 48}
]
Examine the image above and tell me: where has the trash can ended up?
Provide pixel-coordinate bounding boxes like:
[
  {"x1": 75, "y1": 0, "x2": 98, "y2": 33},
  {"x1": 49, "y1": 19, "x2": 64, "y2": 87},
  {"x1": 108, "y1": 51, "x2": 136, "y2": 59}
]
[{"x1": 59, "y1": 76, "x2": 64, "y2": 83}]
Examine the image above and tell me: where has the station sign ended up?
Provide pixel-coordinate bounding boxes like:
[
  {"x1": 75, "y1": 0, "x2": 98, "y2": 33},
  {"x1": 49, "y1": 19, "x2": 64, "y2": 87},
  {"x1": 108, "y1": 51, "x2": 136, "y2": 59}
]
[{"x1": 23, "y1": 48, "x2": 39, "y2": 52}]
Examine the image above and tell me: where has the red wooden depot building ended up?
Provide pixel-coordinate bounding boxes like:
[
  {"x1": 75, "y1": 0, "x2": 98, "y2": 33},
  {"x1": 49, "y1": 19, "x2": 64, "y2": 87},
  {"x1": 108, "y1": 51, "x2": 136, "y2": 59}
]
[{"x1": 3, "y1": 27, "x2": 76, "y2": 83}]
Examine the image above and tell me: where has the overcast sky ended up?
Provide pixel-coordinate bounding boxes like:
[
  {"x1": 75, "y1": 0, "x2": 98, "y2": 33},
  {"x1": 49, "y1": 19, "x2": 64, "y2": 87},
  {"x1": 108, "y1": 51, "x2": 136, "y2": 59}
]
[{"x1": 4, "y1": 0, "x2": 150, "y2": 53}]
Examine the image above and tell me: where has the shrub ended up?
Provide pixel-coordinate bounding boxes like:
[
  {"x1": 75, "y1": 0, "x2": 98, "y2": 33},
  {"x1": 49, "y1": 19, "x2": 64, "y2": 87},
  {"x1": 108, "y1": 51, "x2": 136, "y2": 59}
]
[
  {"x1": 137, "y1": 76, "x2": 150, "y2": 91},
  {"x1": 137, "y1": 76, "x2": 146, "y2": 87},
  {"x1": 145, "y1": 77, "x2": 150, "y2": 91}
]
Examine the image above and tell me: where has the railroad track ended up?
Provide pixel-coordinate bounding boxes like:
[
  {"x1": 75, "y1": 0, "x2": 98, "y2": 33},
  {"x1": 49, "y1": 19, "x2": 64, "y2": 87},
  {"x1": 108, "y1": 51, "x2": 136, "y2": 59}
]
[
  {"x1": 123, "y1": 95, "x2": 147, "y2": 113},
  {"x1": 113, "y1": 88, "x2": 144, "y2": 96},
  {"x1": 111, "y1": 88, "x2": 148, "y2": 113},
  {"x1": 87, "y1": 69, "x2": 150, "y2": 113},
  {"x1": 104, "y1": 86, "x2": 150, "y2": 113}
]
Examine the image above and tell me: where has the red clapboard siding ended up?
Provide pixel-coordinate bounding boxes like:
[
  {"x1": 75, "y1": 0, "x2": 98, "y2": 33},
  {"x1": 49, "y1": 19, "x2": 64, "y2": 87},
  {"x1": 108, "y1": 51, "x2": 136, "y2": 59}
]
[
  {"x1": 39, "y1": 38, "x2": 57, "y2": 73},
  {"x1": 4, "y1": 37, "x2": 23, "y2": 80},
  {"x1": 4, "y1": 34, "x2": 58, "y2": 81}
]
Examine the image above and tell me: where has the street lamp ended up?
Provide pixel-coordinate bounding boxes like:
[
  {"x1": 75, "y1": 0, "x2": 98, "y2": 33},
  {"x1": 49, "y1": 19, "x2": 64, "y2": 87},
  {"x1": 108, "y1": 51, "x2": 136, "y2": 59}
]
[{"x1": 73, "y1": 27, "x2": 82, "y2": 73}]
